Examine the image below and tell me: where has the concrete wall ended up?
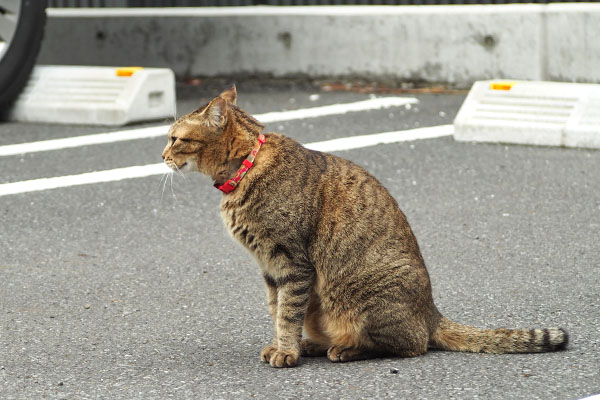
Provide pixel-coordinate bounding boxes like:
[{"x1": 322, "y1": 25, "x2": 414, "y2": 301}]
[
  {"x1": 38, "y1": 5, "x2": 600, "y2": 86},
  {"x1": 545, "y1": 4, "x2": 600, "y2": 83}
]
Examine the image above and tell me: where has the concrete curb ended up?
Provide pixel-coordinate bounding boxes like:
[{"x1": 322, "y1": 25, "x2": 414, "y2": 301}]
[
  {"x1": 39, "y1": 5, "x2": 600, "y2": 86},
  {"x1": 454, "y1": 80, "x2": 600, "y2": 149}
]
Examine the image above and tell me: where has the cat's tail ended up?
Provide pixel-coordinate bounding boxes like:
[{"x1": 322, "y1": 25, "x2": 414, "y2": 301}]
[{"x1": 429, "y1": 316, "x2": 568, "y2": 354}]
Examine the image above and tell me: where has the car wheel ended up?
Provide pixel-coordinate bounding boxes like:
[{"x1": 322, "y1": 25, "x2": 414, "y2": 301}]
[{"x1": 0, "y1": 0, "x2": 46, "y2": 117}]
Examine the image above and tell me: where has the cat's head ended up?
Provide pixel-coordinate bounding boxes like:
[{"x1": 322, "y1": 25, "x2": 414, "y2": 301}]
[{"x1": 162, "y1": 86, "x2": 240, "y2": 176}]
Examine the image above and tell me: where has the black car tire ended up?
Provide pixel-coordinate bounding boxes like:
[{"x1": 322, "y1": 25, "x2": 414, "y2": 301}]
[{"x1": 0, "y1": 0, "x2": 46, "y2": 117}]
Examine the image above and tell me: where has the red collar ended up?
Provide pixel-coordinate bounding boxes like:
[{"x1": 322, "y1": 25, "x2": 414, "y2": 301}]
[{"x1": 215, "y1": 134, "x2": 266, "y2": 194}]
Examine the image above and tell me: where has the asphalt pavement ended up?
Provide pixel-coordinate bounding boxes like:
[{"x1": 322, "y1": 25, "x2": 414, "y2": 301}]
[{"x1": 1, "y1": 81, "x2": 599, "y2": 399}]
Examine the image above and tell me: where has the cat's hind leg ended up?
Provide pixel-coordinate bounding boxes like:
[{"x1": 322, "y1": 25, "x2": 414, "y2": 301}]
[
  {"x1": 327, "y1": 344, "x2": 380, "y2": 362},
  {"x1": 300, "y1": 339, "x2": 328, "y2": 357},
  {"x1": 322, "y1": 314, "x2": 380, "y2": 362},
  {"x1": 326, "y1": 324, "x2": 427, "y2": 362},
  {"x1": 322, "y1": 310, "x2": 429, "y2": 362},
  {"x1": 301, "y1": 291, "x2": 330, "y2": 357},
  {"x1": 366, "y1": 313, "x2": 430, "y2": 358}
]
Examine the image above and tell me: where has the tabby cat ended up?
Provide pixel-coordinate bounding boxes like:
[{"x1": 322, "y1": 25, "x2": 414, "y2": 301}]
[{"x1": 162, "y1": 86, "x2": 568, "y2": 368}]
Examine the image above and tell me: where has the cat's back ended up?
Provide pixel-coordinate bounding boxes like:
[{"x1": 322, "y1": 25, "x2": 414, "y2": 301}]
[
  {"x1": 255, "y1": 132, "x2": 377, "y2": 191},
  {"x1": 227, "y1": 132, "x2": 353, "y2": 203},
  {"x1": 221, "y1": 132, "x2": 380, "y2": 230},
  {"x1": 262, "y1": 133, "x2": 406, "y2": 216},
  {"x1": 226, "y1": 132, "x2": 417, "y2": 254}
]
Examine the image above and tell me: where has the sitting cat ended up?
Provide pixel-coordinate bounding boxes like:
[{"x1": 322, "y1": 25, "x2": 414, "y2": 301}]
[{"x1": 162, "y1": 86, "x2": 568, "y2": 368}]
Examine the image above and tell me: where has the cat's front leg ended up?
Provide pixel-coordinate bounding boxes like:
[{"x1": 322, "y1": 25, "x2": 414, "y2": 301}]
[
  {"x1": 264, "y1": 264, "x2": 314, "y2": 368},
  {"x1": 260, "y1": 275, "x2": 279, "y2": 363}
]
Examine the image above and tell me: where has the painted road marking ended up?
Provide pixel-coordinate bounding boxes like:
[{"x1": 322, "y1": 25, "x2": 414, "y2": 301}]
[
  {"x1": 304, "y1": 125, "x2": 454, "y2": 152},
  {"x1": 0, "y1": 125, "x2": 453, "y2": 197},
  {"x1": 0, "y1": 97, "x2": 417, "y2": 157},
  {"x1": 0, "y1": 164, "x2": 168, "y2": 197},
  {"x1": 257, "y1": 97, "x2": 418, "y2": 124}
]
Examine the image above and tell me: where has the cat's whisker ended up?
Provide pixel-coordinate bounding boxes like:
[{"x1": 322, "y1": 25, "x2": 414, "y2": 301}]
[
  {"x1": 158, "y1": 171, "x2": 168, "y2": 188},
  {"x1": 159, "y1": 172, "x2": 171, "y2": 205},
  {"x1": 168, "y1": 171, "x2": 176, "y2": 199},
  {"x1": 174, "y1": 164, "x2": 186, "y2": 179}
]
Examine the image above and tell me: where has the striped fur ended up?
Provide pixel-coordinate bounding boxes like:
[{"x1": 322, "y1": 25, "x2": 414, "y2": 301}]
[
  {"x1": 162, "y1": 86, "x2": 569, "y2": 368},
  {"x1": 430, "y1": 318, "x2": 568, "y2": 353}
]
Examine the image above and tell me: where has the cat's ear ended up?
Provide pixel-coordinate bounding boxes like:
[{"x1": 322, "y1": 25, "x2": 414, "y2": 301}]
[
  {"x1": 203, "y1": 97, "x2": 227, "y2": 128},
  {"x1": 219, "y1": 85, "x2": 237, "y2": 105}
]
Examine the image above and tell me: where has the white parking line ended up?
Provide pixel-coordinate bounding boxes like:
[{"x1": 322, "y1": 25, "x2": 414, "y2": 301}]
[
  {"x1": 0, "y1": 164, "x2": 169, "y2": 197},
  {"x1": 0, "y1": 97, "x2": 417, "y2": 157},
  {"x1": 304, "y1": 125, "x2": 454, "y2": 152},
  {"x1": 0, "y1": 125, "x2": 453, "y2": 197}
]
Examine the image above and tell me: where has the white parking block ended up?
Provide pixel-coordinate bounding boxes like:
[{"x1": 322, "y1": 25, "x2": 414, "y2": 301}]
[
  {"x1": 454, "y1": 80, "x2": 600, "y2": 149},
  {"x1": 8, "y1": 65, "x2": 176, "y2": 126}
]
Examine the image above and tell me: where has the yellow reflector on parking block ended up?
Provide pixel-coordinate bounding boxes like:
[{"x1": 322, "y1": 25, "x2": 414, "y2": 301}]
[
  {"x1": 116, "y1": 66, "x2": 144, "y2": 77},
  {"x1": 490, "y1": 81, "x2": 515, "y2": 91}
]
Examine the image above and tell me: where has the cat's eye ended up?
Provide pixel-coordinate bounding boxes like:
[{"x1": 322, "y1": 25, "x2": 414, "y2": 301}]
[{"x1": 170, "y1": 136, "x2": 193, "y2": 147}]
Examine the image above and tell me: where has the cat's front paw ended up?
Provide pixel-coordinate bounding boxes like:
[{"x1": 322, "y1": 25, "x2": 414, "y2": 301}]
[
  {"x1": 264, "y1": 348, "x2": 299, "y2": 368},
  {"x1": 260, "y1": 344, "x2": 278, "y2": 363}
]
